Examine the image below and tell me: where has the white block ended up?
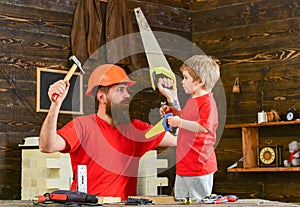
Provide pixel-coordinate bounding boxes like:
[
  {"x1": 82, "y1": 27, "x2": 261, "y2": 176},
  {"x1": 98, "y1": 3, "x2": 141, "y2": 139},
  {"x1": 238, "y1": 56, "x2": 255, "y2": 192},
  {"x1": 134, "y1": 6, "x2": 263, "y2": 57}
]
[
  {"x1": 37, "y1": 178, "x2": 70, "y2": 189},
  {"x1": 37, "y1": 158, "x2": 70, "y2": 168},
  {"x1": 138, "y1": 167, "x2": 157, "y2": 177},
  {"x1": 155, "y1": 159, "x2": 168, "y2": 168}
]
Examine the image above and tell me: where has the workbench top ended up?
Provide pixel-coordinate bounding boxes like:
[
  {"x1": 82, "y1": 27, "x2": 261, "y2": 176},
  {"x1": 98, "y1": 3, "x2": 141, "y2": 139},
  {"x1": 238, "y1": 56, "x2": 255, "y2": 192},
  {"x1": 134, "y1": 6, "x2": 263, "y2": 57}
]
[{"x1": 0, "y1": 199, "x2": 297, "y2": 207}]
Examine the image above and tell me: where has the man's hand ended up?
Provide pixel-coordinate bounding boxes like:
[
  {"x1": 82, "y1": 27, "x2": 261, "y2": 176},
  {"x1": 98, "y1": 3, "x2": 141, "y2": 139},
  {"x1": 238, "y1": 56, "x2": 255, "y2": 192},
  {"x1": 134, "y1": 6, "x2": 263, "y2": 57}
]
[
  {"x1": 40, "y1": 80, "x2": 69, "y2": 153},
  {"x1": 160, "y1": 105, "x2": 182, "y2": 117},
  {"x1": 48, "y1": 80, "x2": 70, "y2": 104}
]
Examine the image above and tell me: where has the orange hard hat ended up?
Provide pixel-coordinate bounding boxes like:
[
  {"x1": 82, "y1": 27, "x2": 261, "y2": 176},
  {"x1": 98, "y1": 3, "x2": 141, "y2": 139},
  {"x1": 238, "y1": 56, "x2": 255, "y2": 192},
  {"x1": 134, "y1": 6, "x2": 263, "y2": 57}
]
[{"x1": 86, "y1": 64, "x2": 136, "y2": 96}]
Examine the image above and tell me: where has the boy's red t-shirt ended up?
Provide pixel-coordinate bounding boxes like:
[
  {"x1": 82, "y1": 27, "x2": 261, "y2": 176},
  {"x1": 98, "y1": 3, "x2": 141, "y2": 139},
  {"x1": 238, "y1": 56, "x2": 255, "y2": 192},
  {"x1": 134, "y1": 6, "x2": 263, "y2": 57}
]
[
  {"x1": 57, "y1": 114, "x2": 164, "y2": 200},
  {"x1": 176, "y1": 93, "x2": 218, "y2": 176}
]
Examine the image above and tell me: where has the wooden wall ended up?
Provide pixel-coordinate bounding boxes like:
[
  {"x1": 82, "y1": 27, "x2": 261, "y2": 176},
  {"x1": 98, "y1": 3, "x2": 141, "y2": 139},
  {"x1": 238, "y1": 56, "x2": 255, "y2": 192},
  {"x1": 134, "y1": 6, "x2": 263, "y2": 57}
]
[
  {"x1": 0, "y1": 0, "x2": 76, "y2": 199},
  {"x1": 1, "y1": 0, "x2": 300, "y2": 203},
  {"x1": 0, "y1": 0, "x2": 190, "y2": 199},
  {"x1": 191, "y1": 0, "x2": 300, "y2": 202}
]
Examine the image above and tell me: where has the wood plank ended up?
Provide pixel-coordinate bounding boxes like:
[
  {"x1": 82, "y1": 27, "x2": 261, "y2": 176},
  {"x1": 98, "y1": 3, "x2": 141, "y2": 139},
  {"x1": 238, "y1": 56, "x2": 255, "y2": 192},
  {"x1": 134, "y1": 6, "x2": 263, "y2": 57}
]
[
  {"x1": 242, "y1": 127, "x2": 259, "y2": 168},
  {"x1": 129, "y1": 196, "x2": 174, "y2": 204},
  {"x1": 0, "y1": 2, "x2": 73, "y2": 35},
  {"x1": 192, "y1": 18, "x2": 300, "y2": 54},
  {"x1": 190, "y1": 0, "x2": 300, "y2": 203},
  {"x1": 129, "y1": 0, "x2": 191, "y2": 9},
  {"x1": 0, "y1": 142, "x2": 21, "y2": 199},
  {"x1": 0, "y1": 199, "x2": 296, "y2": 206},
  {"x1": 226, "y1": 120, "x2": 300, "y2": 128},
  {"x1": 0, "y1": 28, "x2": 71, "y2": 59},
  {"x1": 191, "y1": 0, "x2": 300, "y2": 32},
  {"x1": 0, "y1": 0, "x2": 77, "y2": 13},
  {"x1": 224, "y1": 114, "x2": 300, "y2": 125},
  {"x1": 228, "y1": 167, "x2": 300, "y2": 172},
  {"x1": 128, "y1": 1, "x2": 191, "y2": 33},
  {"x1": 214, "y1": 172, "x2": 300, "y2": 200},
  {"x1": 0, "y1": 55, "x2": 69, "y2": 70},
  {"x1": 192, "y1": 0, "x2": 252, "y2": 12},
  {"x1": 0, "y1": 105, "x2": 72, "y2": 134}
]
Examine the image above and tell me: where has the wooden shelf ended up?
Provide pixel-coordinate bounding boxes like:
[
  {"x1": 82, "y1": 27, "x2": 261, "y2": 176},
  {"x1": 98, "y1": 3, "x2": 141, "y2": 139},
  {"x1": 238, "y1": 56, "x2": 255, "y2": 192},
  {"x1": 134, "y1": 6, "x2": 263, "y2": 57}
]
[
  {"x1": 228, "y1": 167, "x2": 300, "y2": 172},
  {"x1": 225, "y1": 120, "x2": 300, "y2": 129},
  {"x1": 226, "y1": 120, "x2": 300, "y2": 173}
]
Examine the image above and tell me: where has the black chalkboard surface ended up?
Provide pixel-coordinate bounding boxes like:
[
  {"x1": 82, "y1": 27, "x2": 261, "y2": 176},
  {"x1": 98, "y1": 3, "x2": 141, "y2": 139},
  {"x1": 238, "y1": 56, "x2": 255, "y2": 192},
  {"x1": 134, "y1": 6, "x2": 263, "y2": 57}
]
[{"x1": 36, "y1": 68, "x2": 83, "y2": 114}]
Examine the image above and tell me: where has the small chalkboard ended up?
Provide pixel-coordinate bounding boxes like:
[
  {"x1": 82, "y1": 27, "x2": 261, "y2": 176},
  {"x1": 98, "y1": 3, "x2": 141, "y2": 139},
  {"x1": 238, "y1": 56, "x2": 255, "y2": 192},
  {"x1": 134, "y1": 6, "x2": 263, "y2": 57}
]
[{"x1": 36, "y1": 67, "x2": 83, "y2": 114}]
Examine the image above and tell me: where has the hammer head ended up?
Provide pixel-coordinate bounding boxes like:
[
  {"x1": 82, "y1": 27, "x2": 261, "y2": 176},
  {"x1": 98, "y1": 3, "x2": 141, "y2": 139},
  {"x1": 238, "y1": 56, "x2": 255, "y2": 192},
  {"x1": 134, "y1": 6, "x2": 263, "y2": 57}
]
[{"x1": 69, "y1": 55, "x2": 85, "y2": 74}]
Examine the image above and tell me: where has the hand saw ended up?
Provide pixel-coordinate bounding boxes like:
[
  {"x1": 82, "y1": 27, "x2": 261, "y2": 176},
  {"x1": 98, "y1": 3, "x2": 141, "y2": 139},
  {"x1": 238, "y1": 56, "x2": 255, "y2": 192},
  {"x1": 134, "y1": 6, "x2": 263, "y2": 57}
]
[
  {"x1": 134, "y1": 7, "x2": 177, "y2": 138},
  {"x1": 134, "y1": 7, "x2": 176, "y2": 91}
]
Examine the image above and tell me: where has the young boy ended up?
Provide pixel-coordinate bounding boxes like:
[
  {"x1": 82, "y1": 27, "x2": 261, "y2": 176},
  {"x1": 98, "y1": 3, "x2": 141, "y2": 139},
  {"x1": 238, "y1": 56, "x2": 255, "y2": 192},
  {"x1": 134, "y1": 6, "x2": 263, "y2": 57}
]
[{"x1": 159, "y1": 55, "x2": 220, "y2": 201}]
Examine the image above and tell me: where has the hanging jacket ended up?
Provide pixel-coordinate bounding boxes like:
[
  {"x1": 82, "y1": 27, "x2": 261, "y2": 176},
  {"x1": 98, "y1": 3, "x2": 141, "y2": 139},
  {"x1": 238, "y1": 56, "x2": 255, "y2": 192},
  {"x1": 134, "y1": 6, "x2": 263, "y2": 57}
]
[{"x1": 71, "y1": 0, "x2": 142, "y2": 71}]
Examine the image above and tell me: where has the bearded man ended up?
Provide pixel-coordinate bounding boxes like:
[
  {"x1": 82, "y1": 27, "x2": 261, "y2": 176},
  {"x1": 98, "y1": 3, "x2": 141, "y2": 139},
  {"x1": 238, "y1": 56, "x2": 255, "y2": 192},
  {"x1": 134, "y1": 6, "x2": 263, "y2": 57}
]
[{"x1": 39, "y1": 64, "x2": 177, "y2": 200}]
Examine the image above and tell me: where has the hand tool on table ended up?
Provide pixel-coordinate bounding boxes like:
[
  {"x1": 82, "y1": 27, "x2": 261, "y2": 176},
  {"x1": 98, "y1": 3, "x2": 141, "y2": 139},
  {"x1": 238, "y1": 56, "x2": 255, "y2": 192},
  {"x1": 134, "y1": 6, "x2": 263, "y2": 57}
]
[
  {"x1": 134, "y1": 7, "x2": 176, "y2": 91},
  {"x1": 201, "y1": 194, "x2": 238, "y2": 204},
  {"x1": 51, "y1": 55, "x2": 85, "y2": 102},
  {"x1": 125, "y1": 197, "x2": 153, "y2": 205},
  {"x1": 37, "y1": 190, "x2": 100, "y2": 205}
]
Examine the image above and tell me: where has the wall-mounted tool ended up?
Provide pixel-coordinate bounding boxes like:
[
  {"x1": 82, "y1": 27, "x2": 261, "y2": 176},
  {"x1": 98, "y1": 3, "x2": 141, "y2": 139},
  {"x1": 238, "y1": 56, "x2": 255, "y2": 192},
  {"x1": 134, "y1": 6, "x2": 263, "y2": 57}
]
[{"x1": 51, "y1": 55, "x2": 85, "y2": 102}]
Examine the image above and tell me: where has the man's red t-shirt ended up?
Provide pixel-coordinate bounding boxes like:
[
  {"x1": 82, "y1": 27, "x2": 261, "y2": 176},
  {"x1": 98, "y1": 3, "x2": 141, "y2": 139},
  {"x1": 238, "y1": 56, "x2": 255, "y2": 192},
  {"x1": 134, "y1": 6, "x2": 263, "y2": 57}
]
[
  {"x1": 176, "y1": 93, "x2": 218, "y2": 176},
  {"x1": 57, "y1": 114, "x2": 164, "y2": 200}
]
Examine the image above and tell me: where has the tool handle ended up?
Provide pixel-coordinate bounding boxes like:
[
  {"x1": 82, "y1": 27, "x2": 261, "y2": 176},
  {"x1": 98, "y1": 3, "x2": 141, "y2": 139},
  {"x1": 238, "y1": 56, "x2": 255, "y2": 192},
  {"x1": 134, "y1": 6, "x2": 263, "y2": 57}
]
[
  {"x1": 51, "y1": 93, "x2": 60, "y2": 102},
  {"x1": 64, "y1": 64, "x2": 78, "y2": 82},
  {"x1": 163, "y1": 112, "x2": 179, "y2": 135},
  {"x1": 150, "y1": 67, "x2": 177, "y2": 91},
  {"x1": 162, "y1": 113, "x2": 173, "y2": 131},
  {"x1": 51, "y1": 64, "x2": 78, "y2": 102}
]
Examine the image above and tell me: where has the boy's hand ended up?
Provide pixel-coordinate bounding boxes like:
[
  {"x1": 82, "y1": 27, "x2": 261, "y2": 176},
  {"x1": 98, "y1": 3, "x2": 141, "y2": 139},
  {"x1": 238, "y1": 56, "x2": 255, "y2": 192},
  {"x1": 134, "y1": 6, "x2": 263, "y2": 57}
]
[
  {"x1": 167, "y1": 115, "x2": 182, "y2": 128},
  {"x1": 157, "y1": 77, "x2": 179, "y2": 104}
]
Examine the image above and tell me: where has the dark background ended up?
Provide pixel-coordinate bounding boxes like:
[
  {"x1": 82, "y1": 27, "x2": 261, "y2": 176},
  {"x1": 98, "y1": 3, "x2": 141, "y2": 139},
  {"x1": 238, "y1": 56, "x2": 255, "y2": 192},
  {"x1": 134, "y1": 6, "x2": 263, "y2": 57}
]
[{"x1": 0, "y1": 0, "x2": 300, "y2": 202}]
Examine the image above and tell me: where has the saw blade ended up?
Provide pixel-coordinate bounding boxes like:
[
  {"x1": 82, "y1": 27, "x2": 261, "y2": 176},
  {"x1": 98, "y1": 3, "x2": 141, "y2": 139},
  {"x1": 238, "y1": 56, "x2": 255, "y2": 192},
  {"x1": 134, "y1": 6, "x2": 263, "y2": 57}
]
[
  {"x1": 145, "y1": 113, "x2": 173, "y2": 139},
  {"x1": 134, "y1": 7, "x2": 172, "y2": 71},
  {"x1": 145, "y1": 118, "x2": 165, "y2": 139}
]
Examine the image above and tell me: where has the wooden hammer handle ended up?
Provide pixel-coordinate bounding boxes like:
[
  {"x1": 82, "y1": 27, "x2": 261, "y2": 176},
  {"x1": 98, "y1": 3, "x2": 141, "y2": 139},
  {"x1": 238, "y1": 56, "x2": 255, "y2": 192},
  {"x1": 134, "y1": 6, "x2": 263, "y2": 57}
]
[
  {"x1": 51, "y1": 64, "x2": 78, "y2": 102},
  {"x1": 63, "y1": 64, "x2": 78, "y2": 82}
]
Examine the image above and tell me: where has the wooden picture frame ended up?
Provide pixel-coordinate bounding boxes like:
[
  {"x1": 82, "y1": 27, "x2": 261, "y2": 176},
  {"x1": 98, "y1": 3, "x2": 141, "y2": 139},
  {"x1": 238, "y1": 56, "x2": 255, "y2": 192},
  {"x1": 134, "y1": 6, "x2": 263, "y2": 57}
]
[{"x1": 36, "y1": 67, "x2": 83, "y2": 114}]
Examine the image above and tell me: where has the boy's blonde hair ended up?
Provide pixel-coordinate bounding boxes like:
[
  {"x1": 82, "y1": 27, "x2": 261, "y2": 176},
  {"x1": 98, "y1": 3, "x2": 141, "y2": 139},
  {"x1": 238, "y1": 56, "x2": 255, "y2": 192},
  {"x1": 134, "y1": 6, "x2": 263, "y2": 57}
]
[{"x1": 180, "y1": 55, "x2": 220, "y2": 91}]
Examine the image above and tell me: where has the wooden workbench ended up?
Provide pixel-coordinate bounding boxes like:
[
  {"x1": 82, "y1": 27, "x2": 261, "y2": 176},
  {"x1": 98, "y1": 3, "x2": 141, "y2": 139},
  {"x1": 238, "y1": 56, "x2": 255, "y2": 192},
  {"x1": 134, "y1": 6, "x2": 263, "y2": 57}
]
[{"x1": 0, "y1": 199, "x2": 297, "y2": 207}]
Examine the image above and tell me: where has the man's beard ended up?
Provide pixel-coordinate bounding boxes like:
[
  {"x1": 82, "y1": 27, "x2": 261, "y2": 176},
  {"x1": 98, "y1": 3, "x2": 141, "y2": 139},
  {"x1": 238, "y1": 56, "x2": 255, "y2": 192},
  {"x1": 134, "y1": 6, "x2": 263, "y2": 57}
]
[{"x1": 106, "y1": 99, "x2": 131, "y2": 126}]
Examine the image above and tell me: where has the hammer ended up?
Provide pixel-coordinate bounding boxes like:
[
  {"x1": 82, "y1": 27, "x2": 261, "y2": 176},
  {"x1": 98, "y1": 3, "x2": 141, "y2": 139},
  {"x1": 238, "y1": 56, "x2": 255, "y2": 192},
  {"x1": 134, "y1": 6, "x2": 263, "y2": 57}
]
[{"x1": 51, "y1": 55, "x2": 85, "y2": 102}]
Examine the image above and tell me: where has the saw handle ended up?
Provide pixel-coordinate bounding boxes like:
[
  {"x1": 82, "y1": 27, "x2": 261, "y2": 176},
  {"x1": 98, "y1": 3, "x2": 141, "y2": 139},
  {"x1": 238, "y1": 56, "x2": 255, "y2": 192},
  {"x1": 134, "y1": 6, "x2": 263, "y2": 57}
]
[
  {"x1": 51, "y1": 64, "x2": 78, "y2": 102},
  {"x1": 163, "y1": 112, "x2": 179, "y2": 135},
  {"x1": 150, "y1": 66, "x2": 176, "y2": 91},
  {"x1": 162, "y1": 113, "x2": 173, "y2": 131}
]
